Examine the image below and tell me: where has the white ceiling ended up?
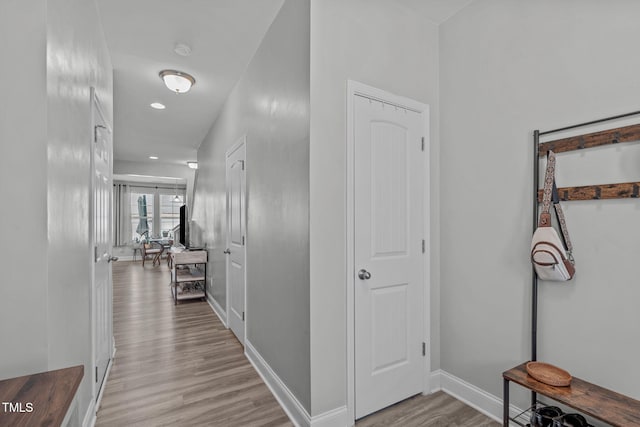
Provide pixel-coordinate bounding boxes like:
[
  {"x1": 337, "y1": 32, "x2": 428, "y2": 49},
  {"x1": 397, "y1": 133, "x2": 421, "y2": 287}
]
[
  {"x1": 96, "y1": 0, "x2": 285, "y2": 166},
  {"x1": 97, "y1": 0, "x2": 472, "y2": 169}
]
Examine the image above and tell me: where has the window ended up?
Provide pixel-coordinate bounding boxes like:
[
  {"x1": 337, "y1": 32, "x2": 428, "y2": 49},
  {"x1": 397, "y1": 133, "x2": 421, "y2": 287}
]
[
  {"x1": 114, "y1": 182, "x2": 186, "y2": 244},
  {"x1": 160, "y1": 194, "x2": 182, "y2": 238}
]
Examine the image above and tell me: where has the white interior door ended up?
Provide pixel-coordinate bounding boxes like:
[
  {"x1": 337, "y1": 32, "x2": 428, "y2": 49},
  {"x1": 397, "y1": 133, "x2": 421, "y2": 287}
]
[
  {"x1": 354, "y1": 94, "x2": 425, "y2": 419},
  {"x1": 226, "y1": 138, "x2": 246, "y2": 345},
  {"x1": 91, "y1": 88, "x2": 113, "y2": 397}
]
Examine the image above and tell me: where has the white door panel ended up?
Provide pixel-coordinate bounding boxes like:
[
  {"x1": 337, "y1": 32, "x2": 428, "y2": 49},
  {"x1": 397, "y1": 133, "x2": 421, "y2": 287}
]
[
  {"x1": 370, "y1": 121, "x2": 408, "y2": 258},
  {"x1": 370, "y1": 283, "x2": 409, "y2": 373},
  {"x1": 226, "y1": 139, "x2": 246, "y2": 345},
  {"x1": 354, "y1": 95, "x2": 425, "y2": 419},
  {"x1": 92, "y1": 88, "x2": 112, "y2": 398}
]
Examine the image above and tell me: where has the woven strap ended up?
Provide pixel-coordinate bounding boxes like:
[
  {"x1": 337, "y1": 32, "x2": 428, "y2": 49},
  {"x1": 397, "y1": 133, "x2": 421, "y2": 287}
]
[
  {"x1": 552, "y1": 185, "x2": 573, "y2": 255},
  {"x1": 539, "y1": 150, "x2": 574, "y2": 259},
  {"x1": 540, "y1": 151, "x2": 556, "y2": 218}
]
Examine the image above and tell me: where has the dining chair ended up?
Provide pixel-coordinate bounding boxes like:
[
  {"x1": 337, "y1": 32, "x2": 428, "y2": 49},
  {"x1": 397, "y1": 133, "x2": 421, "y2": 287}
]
[{"x1": 142, "y1": 241, "x2": 163, "y2": 266}]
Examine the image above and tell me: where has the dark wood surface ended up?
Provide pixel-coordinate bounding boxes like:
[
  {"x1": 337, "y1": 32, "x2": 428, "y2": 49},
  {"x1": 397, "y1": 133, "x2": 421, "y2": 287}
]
[
  {"x1": 539, "y1": 123, "x2": 640, "y2": 156},
  {"x1": 503, "y1": 363, "x2": 640, "y2": 427},
  {"x1": 0, "y1": 365, "x2": 83, "y2": 427},
  {"x1": 537, "y1": 181, "x2": 640, "y2": 202}
]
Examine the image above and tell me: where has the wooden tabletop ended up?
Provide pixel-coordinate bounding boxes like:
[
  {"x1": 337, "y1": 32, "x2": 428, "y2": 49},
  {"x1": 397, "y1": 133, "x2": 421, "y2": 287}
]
[
  {"x1": 0, "y1": 365, "x2": 84, "y2": 427},
  {"x1": 503, "y1": 363, "x2": 640, "y2": 427}
]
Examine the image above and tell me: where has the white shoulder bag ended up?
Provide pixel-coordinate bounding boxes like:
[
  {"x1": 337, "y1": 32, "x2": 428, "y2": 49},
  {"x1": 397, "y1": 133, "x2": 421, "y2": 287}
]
[{"x1": 531, "y1": 150, "x2": 576, "y2": 281}]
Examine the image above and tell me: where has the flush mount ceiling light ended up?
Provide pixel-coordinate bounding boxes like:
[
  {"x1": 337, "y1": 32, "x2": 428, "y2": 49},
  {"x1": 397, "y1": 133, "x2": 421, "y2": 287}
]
[
  {"x1": 159, "y1": 69, "x2": 195, "y2": 93},
  {"x1": 186, "y1": 161, "x2": 198, "y2": 169},
  {"x1": 149, "y1": 156, "x2": 159, "y2": 160},
  {"x1": 150, "y1": 102, "x2": 166, "y2": 110}
]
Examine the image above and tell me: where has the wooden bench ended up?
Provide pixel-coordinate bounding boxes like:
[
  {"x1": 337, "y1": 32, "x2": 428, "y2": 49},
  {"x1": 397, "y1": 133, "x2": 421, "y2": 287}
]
[
  {"x1": 503, "y1": 363, "x2": 640, "y2": 426},
  {"x1": 0, "y1": 365, "x2": 84, "y2": 427}
]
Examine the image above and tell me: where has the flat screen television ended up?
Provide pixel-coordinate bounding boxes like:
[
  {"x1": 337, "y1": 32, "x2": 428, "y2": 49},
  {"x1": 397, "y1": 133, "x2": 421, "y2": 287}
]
[{"x1": 179, "y1": 204, "x2": 187, "y2": 246}]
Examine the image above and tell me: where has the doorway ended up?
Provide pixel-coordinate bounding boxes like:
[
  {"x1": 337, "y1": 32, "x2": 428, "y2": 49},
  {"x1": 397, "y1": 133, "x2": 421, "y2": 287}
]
[
  {"x1": 346, "y1": 81, "x2": 430, "y2": 421},
  {"x1": 225, "y1": 136, "x2": 247, "y2": 345}
]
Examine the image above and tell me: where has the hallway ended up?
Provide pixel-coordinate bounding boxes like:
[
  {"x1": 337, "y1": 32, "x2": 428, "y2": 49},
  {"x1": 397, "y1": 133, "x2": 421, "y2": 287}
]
[{"x1": 96, "y1": 261, "x2": 291, "y2": 426}]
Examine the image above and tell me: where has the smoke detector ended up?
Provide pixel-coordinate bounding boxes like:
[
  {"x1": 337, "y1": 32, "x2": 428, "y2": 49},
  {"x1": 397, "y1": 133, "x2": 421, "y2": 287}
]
[{"x1": 174, "y1": 43, "x2": 192, "y2": 57}]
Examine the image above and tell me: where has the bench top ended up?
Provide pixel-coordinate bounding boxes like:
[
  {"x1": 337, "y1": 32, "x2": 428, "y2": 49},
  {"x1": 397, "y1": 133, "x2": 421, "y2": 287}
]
[
  {"x1": 0, "y1": 365, "x2": 84, "y2": 427},
  {"x1": 504, "y1": 363, "x2": 640, "y2": 427}
]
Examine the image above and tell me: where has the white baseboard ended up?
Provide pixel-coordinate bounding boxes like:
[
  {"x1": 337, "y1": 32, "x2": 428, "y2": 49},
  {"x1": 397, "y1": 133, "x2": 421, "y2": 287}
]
[
  {"x1": 429, "y1": 370, "x2": 442, "y2": 393},
  {"x1": 310, "y1": 405, "x2": 349, "y2": 427},
  {"x1": 245, "y1": 340, "x2": 311, "y2": 427},
  {"x1": 82, "y1": 397, "x2": 96, "y2": 427},
  {"x1": 206, "y1": 294, "x2": 227, "y2": 327},
  {"x1": 431, "y1": 369, "x2": 524, "y2": 425},
  {"x1": 84, "y1": 343, "x2": 117, "y2": 427},
  {"x1": 95, "y1": 344, "x2": 116, "y2": 410}
]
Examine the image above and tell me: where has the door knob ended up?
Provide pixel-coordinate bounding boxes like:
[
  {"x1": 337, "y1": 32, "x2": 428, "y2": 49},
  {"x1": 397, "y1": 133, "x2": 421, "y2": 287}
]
[
  {"x1": 223, "y1": 249, "x2": 231, "y2": 254},
  {"x1": 108, "y1": 256, "x2": 119, "y2": 263},
  {"x1": 358, "y1": 269, "x2": 371, "y2": 280}
]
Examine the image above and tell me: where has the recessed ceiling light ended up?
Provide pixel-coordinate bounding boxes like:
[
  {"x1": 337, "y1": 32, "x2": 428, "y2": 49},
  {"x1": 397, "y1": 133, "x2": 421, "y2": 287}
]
[
  {"x1": 186, "y1": 161, "x2": 198, "y2": 169},
  {"x1": 149, "y1": 156, "x2": 159, "y2": 160},
  {"x1": 150, "y1": 102, "x2": 166, "y2": 110},
  {"x1": 159, "y1": 69, "x2": 195, "y2": 93}
]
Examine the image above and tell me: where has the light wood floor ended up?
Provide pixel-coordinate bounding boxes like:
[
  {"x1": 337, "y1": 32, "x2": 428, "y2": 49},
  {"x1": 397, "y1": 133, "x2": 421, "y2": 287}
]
[
  {"x1": 96, "y1": 261, "x2": 291, "y2": 426},
  {"x1": 96, "y1": 261, "x2": 498, "y2": 427},
  {"x1": 356, "y1": 392, "x2": 499, "y2": 427}
]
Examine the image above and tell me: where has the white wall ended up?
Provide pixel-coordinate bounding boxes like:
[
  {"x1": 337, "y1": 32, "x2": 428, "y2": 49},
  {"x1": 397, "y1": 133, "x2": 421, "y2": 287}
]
[
  {"x1": 0, "y1": 0, "x2": 113, "y2": 422},
  {"x1": 0, "y1": 0, "x2": 49, "y2": 378},
  {"x1": 440, "y1": 0, "x2": 640, "y2": 407},
  {"x1": 191, "y1": 0, "x2": 311, "y2": 411},
  {"x1": 46, "y1": 0, "x2": 113, "y2": 418},
  {"x1": 309, "y1": 0, "x2": 441, "y2": 416}
]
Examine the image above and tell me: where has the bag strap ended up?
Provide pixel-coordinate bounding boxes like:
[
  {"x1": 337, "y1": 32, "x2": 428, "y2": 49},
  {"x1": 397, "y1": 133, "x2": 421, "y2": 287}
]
[
  {"x1": 538, "y1": 150, "x2": 574, "y2": 261},
  {"x1": 552, "y1": 182, "x2": 573, "y2": 256},
  {"x1": 539, "y1": 151, "x2": 556, "y2": 226}
]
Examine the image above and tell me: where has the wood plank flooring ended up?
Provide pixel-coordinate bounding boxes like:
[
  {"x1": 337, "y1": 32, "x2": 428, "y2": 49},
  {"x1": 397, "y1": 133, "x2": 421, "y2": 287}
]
[
  {"x1": 96, "y1": 261, "x2": 291, "y2": 427},
  {"x1": 356, "y1": 392, "x2": 499, "y2": 427},
  {"x1": 96, "y1": 261, "x2": 499, "y2": 427}
]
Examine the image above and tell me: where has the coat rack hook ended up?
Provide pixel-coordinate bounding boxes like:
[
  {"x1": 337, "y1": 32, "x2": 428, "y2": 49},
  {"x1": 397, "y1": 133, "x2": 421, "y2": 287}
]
[
  {"x1": 563, "y1": 190, "x2": 569, "y2": 201},
  {"x1": 612, "y1": 132, "x2": 620, "y2": 144},
  {"x1": 633, "y1": 184, "x2": 639, "y2": 198},
  {"x1": 578, "y1": 137, "x2": 585, "y2": 149},
  {"x1": 593, "y1": 187, "x2": 601, "y2": 199}
]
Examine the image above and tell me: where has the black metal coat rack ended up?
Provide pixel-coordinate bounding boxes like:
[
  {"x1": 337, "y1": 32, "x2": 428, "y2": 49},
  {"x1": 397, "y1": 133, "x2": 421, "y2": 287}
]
[{"x1": 530, "y1": 109, "x2": 640, "y2": 407}]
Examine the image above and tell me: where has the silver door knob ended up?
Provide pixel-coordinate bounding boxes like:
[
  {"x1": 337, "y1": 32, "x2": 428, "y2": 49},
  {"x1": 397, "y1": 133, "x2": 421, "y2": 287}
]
[
  {"x1": 108, "y1": 256, "x2": 119, "y2": 263},
  {"x1": 358, "y1": 269, "x2": 371, "y2": 280},
  {"x1": 223, "y1": 249, "x2": 231, "y2": 254}
]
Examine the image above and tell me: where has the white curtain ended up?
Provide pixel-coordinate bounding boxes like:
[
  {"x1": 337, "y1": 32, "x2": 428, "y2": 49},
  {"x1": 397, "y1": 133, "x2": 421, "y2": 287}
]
[{"x1": 113, "y1": 183, "x2": 132, "y2": 246}]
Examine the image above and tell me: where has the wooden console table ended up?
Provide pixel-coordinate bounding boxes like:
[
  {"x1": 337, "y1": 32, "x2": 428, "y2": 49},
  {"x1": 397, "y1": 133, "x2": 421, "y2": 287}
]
[
  {"x1": 0, "y1": 365, "x2": 84, "y2": 427},
  {"x1": 503, "y1": 363, "x2": 640, "y2": 426}
]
